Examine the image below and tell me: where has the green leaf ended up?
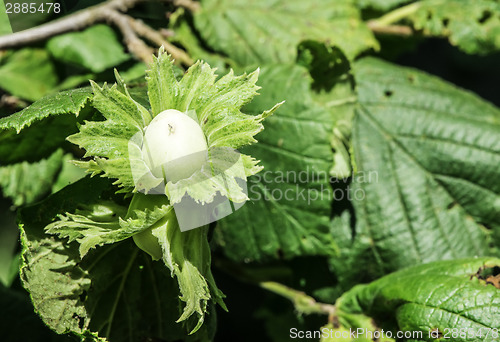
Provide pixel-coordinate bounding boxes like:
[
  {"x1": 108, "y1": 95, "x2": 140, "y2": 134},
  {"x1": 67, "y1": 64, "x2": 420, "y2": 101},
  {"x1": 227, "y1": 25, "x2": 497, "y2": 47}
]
[
  {"x1": 336, "y1": 258, "x2": 500, "y2": 340},
  {"x1": 0, "y1": 0, "x2": 12, "y2": 36},
  {"x1": 47, "y1": 24, "x2": 130, "y2": 73},
  {"x1": 0, "y1": 149, "x2": 64, "y2": 206},
  {"x1": 298, "y1": 41, "x2": 357, "y2": 178},
  {"x1": 194, "y1": 0, "x2": 378, "y2": 66},
  {"x1": 215, "y1": 59, "x2": 356, "y2": 261},
  {"x1": 0, "y1": 86, "x2": 92, "y2": 133},
  {"x1": 0, "y1": 48, "x2": 58, "y2": 101},
  {"x1": 68, "y1": 81, "x2": 151, "y2": 189},
  {"x1": 51, "y1": 153, "x2": 88, "y2": 193},
  {"x1": 408, "y1": 0, "x2": 500, "y2": 55},
  {"x1": 151, "y1": 209, "x2": 226, "y2": 333},
  {"x1": 331, "y1": 57, "x2": 500, "y2": 287},
  {"x1": 0, "y1": 86, "x2": 92, "y2": 165},
  {"x1": 108, "y1": 192, "x2": 225, "y2": 332},
  {"x1": 46, "y1": 198, "x2": 173, "y2": 258},
  {"x1": 0, "y1": 114, "x2": 80, "y2": 164},
  {"x1": 20, "y1": 177, "x2": 215, "y2": 341}
]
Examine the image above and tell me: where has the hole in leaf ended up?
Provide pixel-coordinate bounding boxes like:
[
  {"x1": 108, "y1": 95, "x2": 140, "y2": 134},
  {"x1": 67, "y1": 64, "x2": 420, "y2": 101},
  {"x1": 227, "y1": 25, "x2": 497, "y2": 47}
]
[
  {"x1": 426, "y1": 11, "x2": 433, "y2": 20},
  {"x1": 430, "y1": 328, "x2": 443, "y2": 338},
  {"x1": 442, "y1": 18, "x2": 449, "y2": 28},
  {"x1": 72, "y1": 313, "x2": 85, "y2": 330},
  {"x1": 79, "y1": 290, "x2": 87, "y2": 302},
  {"x1": 479, "y1": 10, "x2": 492, "y2": 24},
  {"x1": 384, "y1": 90, "x2": 393, "y2": 97},
  {"x1": 472, "y1": 265, "x2": 500, "y2": 289}
]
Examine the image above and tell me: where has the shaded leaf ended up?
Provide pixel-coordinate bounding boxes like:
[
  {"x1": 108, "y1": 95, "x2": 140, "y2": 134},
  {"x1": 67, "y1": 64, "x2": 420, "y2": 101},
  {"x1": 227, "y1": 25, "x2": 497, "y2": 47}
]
[
  {"x1": 0, "y1": 149, "x2": 64, "y2": 206},
  {"x1": 0, "y1": 200, "x2": 18, "y2": 287},
  {"x1": 0, "y1": 114, "x2": 79, "y2": 164},
  {"x1": 0, "y1": 284, "x2": 72, "y2": 342}
]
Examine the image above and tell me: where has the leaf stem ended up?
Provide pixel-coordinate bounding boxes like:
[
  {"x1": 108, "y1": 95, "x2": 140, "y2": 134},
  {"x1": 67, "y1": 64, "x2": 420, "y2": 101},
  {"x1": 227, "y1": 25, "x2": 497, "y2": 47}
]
[
  {"x1": 260, "y1": 281, "x2": 336, "y2": 320},
  {"x1": 370, "y1": 2, "x2": 421, "y2": 27},
  {"x1": 367, "y1": 23, "x2": 414, "y2": 36},
  {"x1": 214, "y1": 257, "x2": 336, "y2": 320},
  {"x1": 173, "y1": 0, "x2": 200, "y2": 12}
]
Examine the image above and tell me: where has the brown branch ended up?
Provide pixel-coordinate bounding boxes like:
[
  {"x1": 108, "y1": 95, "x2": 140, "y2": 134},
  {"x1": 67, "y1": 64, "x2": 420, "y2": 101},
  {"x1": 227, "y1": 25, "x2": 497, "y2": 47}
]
[
  {"x1": 0, "y1": 0, "x2": 195, "y2": 65},
  {"x1": 128, "y1": 18, "x2": 194, "y2": 65},
  {"x1": 367, "y1": 21, "x2": 414, "y2": 36},
  {"x1": 104, "y1": 9, "x2": 154, "y2": 64},
  {"x1": 173, "y1": 0, "x2": 200, "y2": 12},
  {"x1": 0, "y1": 0, "x2": 145, "y2": 50},
  {"x1": 0, "y1": 94, "x2": 27, "y2": 109}
]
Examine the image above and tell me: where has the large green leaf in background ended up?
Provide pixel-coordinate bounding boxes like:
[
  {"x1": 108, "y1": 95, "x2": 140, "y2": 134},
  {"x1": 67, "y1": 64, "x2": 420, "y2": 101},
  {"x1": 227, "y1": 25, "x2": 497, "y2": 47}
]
[
  {"x1": 194, "y1": 0, "x2": 379, "y2": 66},
  {"x1": 215, "y1": 43, "x2": 357, "y2": 262},
  {"x1": 331, "y1": 58, "x2": 500, "y2": 287},
  {"x1": 336, "y1": 258, "x2": 500, "y2": 341},
  {"x1": 0, "y1": 48, "x2": 58, "y2": 101},
  {"x1": 47, "y1": 25, "x2": 130, "y2": 73},
  {"x1": 215, "y1": 64, "x2": 342, "y2": 262},
  {"x1": 20, "y1": 177, "x2": 216, "y2": 342}
]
